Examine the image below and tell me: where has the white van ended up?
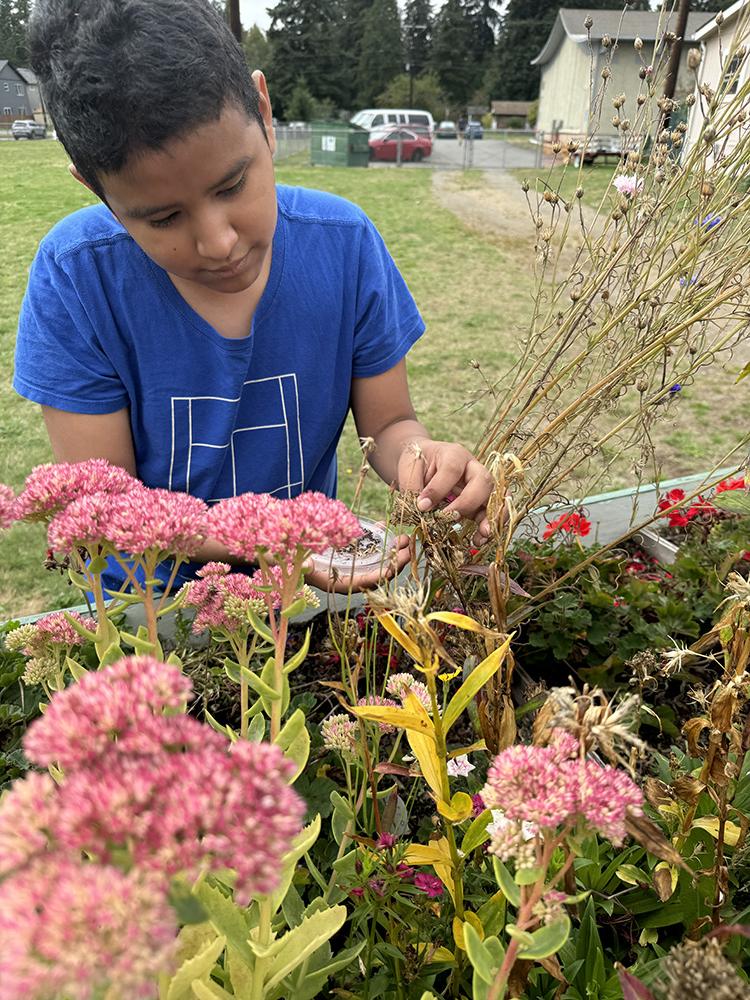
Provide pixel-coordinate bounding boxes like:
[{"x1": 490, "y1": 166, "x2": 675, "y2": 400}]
[{"x1": 350, "y1": 108, "x2": 435, "y2": 135}]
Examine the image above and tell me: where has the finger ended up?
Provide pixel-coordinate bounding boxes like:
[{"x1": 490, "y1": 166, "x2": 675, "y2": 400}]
[
  {"x1": 416, "y1": 453, "x2": 468, "y2": 512},
  {"x1": 398, "y1": 446, "x2": 427, "y2": 495},
  {"x1": 443, "y1": 462, "x2": 494, "y2": 522}
]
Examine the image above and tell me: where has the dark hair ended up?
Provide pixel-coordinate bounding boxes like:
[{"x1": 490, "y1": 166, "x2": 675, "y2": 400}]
[{"x1": 28, "y1": 0, "x2": 265, "y2": 196}]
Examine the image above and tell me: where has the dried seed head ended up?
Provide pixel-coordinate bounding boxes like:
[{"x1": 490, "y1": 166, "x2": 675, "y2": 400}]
[
  {"x1": 655, "y1": 169, "x2": 665, "y2": 183},
  {"x1": 601, "y1": 289, "x2": 609, "y2": 301},
  {"x1": 583, "y1": 14, "x2": 593, "y2": 29},
  {"x1": 535, "y1": 215, "x2": 544, "y2": 228},
  {"x1": 620, "y1": 118, "x2": 631, "y2": 132},
  {"x1": 575, "y1": 186, "x2": 584, "y2": 199},
  {"x1": 715, "y1": 11, "x2": 724, "y2": 25},
  {"x1": 612, "y1": 115, "x2": 621, "y2": 128},
  {"x1": 662, "y1": 937, "x2": 746, "y2": 1000},
  {"x1": 601, "y1": 66, "x2": 611, "y2": 79},
  {"x1": 686, "y1": 93, "x2": 696, "y2": 106},
  {"x1": 611, "y1": 208, "x2": 623, "y2": 221},
  {"x1": 567, "y1": 139, "x2": 579, "y2": 153},
  {"x1": 613, "y1": 93, "x2": 626, "y2": 109},
  {"x1": 664, "y1": 31, "x2": 677, "y2": 44},
  {"x1": 639, "y1": 67, "x2": 647, "y2": 80},
  {"x1": 543, "y1": 190, "x2": 559, "y2": 204},
  {"x1": 636, "y1": 376, "x2": 649, "y2": 393},
  {"x1": 703, "y1": 125, "x2": 717, "y2": 143},
  {"x1": 521, "y1": 179, "x2": 530, "y2": 192},
  {"x1": 551, "y1": 141, "x2": 562, "y2": 153},
  {"x1": 634, "y1": 36, "x2": 643, "y2": 51},
  {"x1": 687, "y1": 48, "x2": 702, "y2": 71},
  {"x1": 602, "y1": 33, "x2": 612, "y2": 48},
  {"x1": 541, "y1": 227, "x2": 554, "y2": 242},
  {"x1": 569, "y1": 288, "x2": 581, "y2": 301},
  {"x1": 637, "y1": 93, "x2": 646, "y2": 105}
]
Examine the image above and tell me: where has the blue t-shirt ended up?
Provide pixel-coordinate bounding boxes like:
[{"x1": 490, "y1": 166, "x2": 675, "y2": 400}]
[{"x1": 14, "y1": 185, "x2": 424, "y2": 588}]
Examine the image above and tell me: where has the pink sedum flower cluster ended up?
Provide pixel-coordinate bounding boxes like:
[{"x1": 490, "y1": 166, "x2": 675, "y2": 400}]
[
  {"x1": 14, "y1": 459, "x2": 138, "y2": 523},
  {"x1": 48, "y1": 486, "x2": 208, "y2": 558},
  {"x1": 208, "y1": 490, "x2": 361, "y2": 565},
  {"x1": 481, "y1": 730, "x2": 642, "y2": 846},
  {"x1": 8, "y1": 657, "x2": 305, "y2": 906},
  {"x1": 0, "y1": 859, "x2": 177, "y2": 1000},
  {"x1": 0, "y1": 483, "x2": 15, "y2": 529},
  {"x1": 386, "y1": 672, "x2": 432, "y2": 712}
]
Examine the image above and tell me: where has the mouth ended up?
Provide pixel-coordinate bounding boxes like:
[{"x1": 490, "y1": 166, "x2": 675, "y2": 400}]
[{"x1": 206, "y1": 247, "x2": 252, "y2": 277}]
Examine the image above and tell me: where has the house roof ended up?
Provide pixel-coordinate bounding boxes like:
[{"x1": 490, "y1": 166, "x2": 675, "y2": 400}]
[
  {"x1": 491, "y1": 100, "x2": 533, "y2": 115},
  {"x1": 694, "y1": 0, "x2": 750, "y2": 40},
  {"x1": 15, "y1": 67, "x2": 38, "y2": 85},
  {"x1": 532, "y1": 8, "x2": 719, "y2": 66}
]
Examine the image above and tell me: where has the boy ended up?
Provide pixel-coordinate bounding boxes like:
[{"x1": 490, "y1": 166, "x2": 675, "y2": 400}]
[{"x1": 14, "y1": 0, "x2": 493, "y2": 592}]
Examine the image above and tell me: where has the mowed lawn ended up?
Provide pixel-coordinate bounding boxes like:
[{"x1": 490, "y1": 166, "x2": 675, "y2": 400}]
[{"x1": 1, "y1": 142, "x2": 746, "y2": 616}]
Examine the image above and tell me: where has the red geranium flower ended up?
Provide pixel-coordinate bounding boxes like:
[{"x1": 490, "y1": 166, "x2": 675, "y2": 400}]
[{"x1": 543, "y1": 511, "x2": 591, "y2": 539}]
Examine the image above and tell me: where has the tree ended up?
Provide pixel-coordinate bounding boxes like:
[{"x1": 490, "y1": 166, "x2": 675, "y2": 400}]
[
  {"x1": 356, "y1": 0, "x2": 403, "y2": 107},
  {"x1": 286, "y1": 78, "x2": 317, "y2": 121},
  {"x1": 376, "y1": 70, "x2": 444, "y2": 120},
  {"x1": 404, "y1": 0, "x2": 433, "y2": 79},
  {"x1": 430, "y1": 0, "x2": 483, "y2": 109},
  {"x1": 336, "y1": 0, "x2": 375, "y2": 109},
  {"x1": 268, "y1": 0, "x2": 346, "y2": 117},
  {"x1": 0, "y1": 0, "x2": 31, "y2": 65},
  {"x1": 243, "y1": 24, "x2": 271, "y2": 72},
  {"x1": 466, "y1": 0, "x2": 500, "y2": 65}
]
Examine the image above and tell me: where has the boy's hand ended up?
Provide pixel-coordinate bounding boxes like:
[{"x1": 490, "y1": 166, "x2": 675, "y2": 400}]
[
  {"x1": 398, "y1": 440, "x2": 494, "y2": 540},
  {"x1": 303, "y1": 534, "x2": 412, "y2": 594}
]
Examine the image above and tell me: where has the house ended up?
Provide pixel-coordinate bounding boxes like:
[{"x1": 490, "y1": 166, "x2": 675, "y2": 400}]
[
  {"x1": 490, "y1": 100, "x2": 533, "y2": 128},
  {"x1": 684, "y1": 0, "x2": 750, "y2": 154},
  {"x1": 531, "y1": 8, "x2": 718, "y2": 140},
  {"x1": 0, "y1": 61, "x2": 32, "y2": 123},
  {"x1": 15, "y1": 67, "x2": 45, "y2": 123}
]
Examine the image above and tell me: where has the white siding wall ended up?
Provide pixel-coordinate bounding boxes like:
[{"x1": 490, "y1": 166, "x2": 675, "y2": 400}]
[
  {"x1": 685, "y1": 20, "x2": 746, "y2": 153},
  {"x1": 538, "y1": 38, "x2": 592, "y2": 134}
]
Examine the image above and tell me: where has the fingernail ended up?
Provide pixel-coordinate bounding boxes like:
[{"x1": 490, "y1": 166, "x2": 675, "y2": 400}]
[{"x1": 417, "y1": 497, "x2": 432, "y2": 511}]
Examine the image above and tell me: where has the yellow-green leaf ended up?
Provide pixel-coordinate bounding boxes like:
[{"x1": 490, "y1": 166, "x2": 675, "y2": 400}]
[
  {"x1": 443, "y1": 634, "x2": 513, "y2": 734},
  {"x1": 353, "y1": 704, "x2": 435, "y2": 739},
  {"x1": 516, "y1": 915, "x2": 571, "y2": 960},
  {"x1": 376, "y1": 612, "x2": 423, "y2": 663},
  {"x1": 692, "y1": 816, "x2": 741, "y2": 846},
  {"x1": 425, "y1": 611, "x2": 493, "y2": 633},
  {"x1": 437, "y1": 791, "x2": 474, "y2": 824},
  {"x1": 165, "y1": 934, "x2": 226, "y2": 1000},
  {"x1": 461, "y1": 809, "x2": 492, "y2": 854}
]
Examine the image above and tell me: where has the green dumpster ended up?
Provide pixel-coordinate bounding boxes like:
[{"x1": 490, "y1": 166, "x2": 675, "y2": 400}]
[{"x1": 310, "y1": 121, "x2": 370, "y2": 167}]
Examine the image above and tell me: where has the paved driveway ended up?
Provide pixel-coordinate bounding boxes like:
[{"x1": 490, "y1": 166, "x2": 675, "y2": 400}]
[{"x1": 430, "y1": 135, "x2": 542, "y2": 170}]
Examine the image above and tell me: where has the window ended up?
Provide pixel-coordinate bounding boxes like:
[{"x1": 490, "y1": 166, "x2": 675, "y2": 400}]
[
  {"x1": 723, "y1": 53, "x2": 745, "y2": 95},
  {"x1": 16, "y1": 83, "x2": 23, "y2": 96},
  {"x1": 387, "y1": 114, "x2": 399, "y2": 123},
  {"x1": 3, "y1": 107, "x2": 11, "y2": 116},
  {"x1": 3, "y1": 82, "x2": 9, "y2": 92},
  {"x1": 371, "y1": 114, "x2": 383, "y2": 126},
  {"x1": 408, "y1": 114, "x2": 428, "y2": 127}
]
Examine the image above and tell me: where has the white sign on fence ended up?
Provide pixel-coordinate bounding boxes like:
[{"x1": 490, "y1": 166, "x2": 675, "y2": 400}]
[{"x1": 321, "y1": 135, "x2": 337, "y2": 152}]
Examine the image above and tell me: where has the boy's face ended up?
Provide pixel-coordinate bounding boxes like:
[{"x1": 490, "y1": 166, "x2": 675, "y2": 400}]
[{"x1": 89, "y1": 76, "x2": 277, "y2": 295}]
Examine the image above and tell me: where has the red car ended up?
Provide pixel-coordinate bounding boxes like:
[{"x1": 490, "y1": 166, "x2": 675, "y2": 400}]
[{"x1": 368, "y1": 127, "x2": 432, "y2": 163}]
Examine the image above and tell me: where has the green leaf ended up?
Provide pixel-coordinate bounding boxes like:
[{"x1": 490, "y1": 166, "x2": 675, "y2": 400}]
[
  {"x1": 119, "y1": 629, "x2": 158, "y2": 655},
  {"x1": 246, "y1": 607, "x2": 274, "y2": 643},
  {"x1": 263, "y1": 905, "x2": 348, "y2": 991},
  {"x1": 281, "y1": 883, "x2": 305, "y2": 929},
  {"x1": 98, "y1": 640, "x2": 124, "y2": 668},
  {"x1": 65, "y1": 655, "x2": 89, "y2": 681},
  {"x1": 505, "y1": 923, "x2": 534, "y2": 947},
  {"x1": 190, "y1": 981, "x2": 234, "y2": 1000},
  {"x1": 517, "y1": 914, "x2": 571, "y2": 960},
  {"x1": 476, "y1": 891, "x2": 507, "y2": 938},
  {"x1": 165, "y1": 934, "x2": 226, "y2": 1000},
  {"x1": 492, "y1": 857, "x2": 521, "y2": 908},
  {"x1": 281, "y1": 596, "x2": 308, "y2": 619},
  {"x1": 737, "y1": 359, "x2": 750, "y2": 382},
  {"x1": 442, "y1": 635, "x2": 513, "y2": 734},
  {"x1": 67, "y1": 567, "x2": 90, "y2": 591},
  {"x1": 62, "y1": 611, "x2": 97, "y2": 641},
  {"x1": 246, "y1": 713, "x2": 266, "y2": 742},
  {"x1": 733, "y1": 751, "x2": 750, "y2": 816},
  {"x1": 464, "y1": 923, "x2": 503, "y2": 985},
  {"x1": 283, "y1": 628, "x2": 311, "y2": 674},
  {"x1": 714, "y1": 491, "x2": 750, "y2": 516},
  {"x1": 203, "y1": 709, "x2": 231, "y2": 739},
  {"x1": 274, "y1": 708, "x2": 306, "y2": 751},
  {"x1": 461, "y1": 809, "x2": 492, "y2": 854},
  {"x1": 514, "y1": 865, "x2": 544, "y2": 886},
  {"x1": 270, "y1": 815, "x2": 322, "y2": 913},
  {"x1": 193, "y1": 882, "x2": 254, "y2": 966}
]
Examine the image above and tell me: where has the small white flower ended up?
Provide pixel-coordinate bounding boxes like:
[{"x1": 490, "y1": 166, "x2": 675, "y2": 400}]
[
  {"x1": 613, "y1": 174, "x2": 644, "y2": 198},
  {"x1": 487, "y1": 809, "x2": 537, "y2": 841},
  {"x1": 446, "y1": 754, "x2": 475, "y2": 778}
]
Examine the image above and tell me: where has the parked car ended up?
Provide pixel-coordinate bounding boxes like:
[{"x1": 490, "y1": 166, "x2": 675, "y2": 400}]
[
  {"x1": 11, "y1": 119, "x2": 46, "y2": 139},
  {"x1": 465, "y1": 121, "x2": 484, "y2": 140},
  {"x1": 351, "y1": 108, "x2": 435, "y2": 135},
  {"x1": 436, "y1": 120, "x2": 457, "y2": 139},
  {"x1": 368, "y1": 128, "x2": 432, "y2": 163}
]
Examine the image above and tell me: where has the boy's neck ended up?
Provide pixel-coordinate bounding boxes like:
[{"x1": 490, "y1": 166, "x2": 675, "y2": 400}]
[{"x1": 168, "y1": 247, "x2": 273, "y2": 340}]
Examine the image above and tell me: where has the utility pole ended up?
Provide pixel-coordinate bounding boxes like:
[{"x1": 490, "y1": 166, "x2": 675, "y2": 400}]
[
  {"x1": 663, "y1": 0, "x2": 691, "y2": 102},
  {"x1": 228, "y1": 0, "x2": 242, "y2": 43}
]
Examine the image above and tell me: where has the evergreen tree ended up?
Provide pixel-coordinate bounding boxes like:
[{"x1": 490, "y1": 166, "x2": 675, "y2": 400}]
[
  {"x1": 0, "y1": 0, "x2": 31, "y2": 65},
  {"x1": 466, "y1": 0, "x2": 500, "y2": 65},
  {"x1": 336, "y1": 0, "x2": 375, "y2": 110},
  {"x1": 404, "y1": 0, "x2": 433, "y2": 79},
  {"x1": 286, "y1": 77, "x2": 317, "y2": 121},
  {"x1": 243, "y1": 24, "x2": 271, "y2": 72},
  {"x1": 430, "y1": 0, "x2": 484, "y2": 109},
  {"x1": 488, "y1": 0, "x2": 646, "y2": 102},
  {"x1": 267, "y1": 0, "x2": 346, "y2": 117},
  {"x1": 356, "y1": 0, "x2": 403, "y2": 106}
]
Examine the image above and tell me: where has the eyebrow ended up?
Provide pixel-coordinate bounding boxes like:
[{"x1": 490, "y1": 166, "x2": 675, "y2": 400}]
[{"x1": 125, "y1": 157, "x2": 251, "y2": 219}]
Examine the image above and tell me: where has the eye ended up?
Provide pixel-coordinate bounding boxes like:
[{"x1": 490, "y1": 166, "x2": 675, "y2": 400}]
[
  {"x1": 150, "y1": 212, "x2": 179, "y2": 229},
  {"x1": 218, "y1": 171, "x2": 248, "y2": 198}
]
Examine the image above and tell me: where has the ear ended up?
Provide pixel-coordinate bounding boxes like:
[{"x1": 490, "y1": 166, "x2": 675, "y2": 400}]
[
  {"x1": 251, "y1": 69, "x2": 276, "y2": 156},
  {"x1": 68, "y1": 162, "x2": 98, "y2": 193}
]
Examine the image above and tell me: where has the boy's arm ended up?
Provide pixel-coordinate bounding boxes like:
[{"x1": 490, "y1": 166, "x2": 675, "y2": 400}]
[
  {"x1": 40, "y1": 405, "x2": 247, "y2": 565},
  {"x1": 351, "y1": 360, "x2": 493, "y2": 536}
]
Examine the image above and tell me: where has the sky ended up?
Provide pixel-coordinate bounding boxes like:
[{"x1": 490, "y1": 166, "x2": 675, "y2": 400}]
[{"x1": 239, "y1": 0, "x2": 271, "y2": 31}]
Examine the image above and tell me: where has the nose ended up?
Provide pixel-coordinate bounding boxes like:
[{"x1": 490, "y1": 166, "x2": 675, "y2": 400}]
[{"x1": 194, "y1": 208, "x2": 240, "y2": 263}]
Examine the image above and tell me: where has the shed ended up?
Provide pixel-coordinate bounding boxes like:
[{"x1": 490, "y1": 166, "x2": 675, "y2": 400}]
[
  {"x1": 490, "y1": 100, "x2": 533, "y2": 127},
  {"x1": 532, "y1": 8, "x2": 718, "y2": 139}
]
